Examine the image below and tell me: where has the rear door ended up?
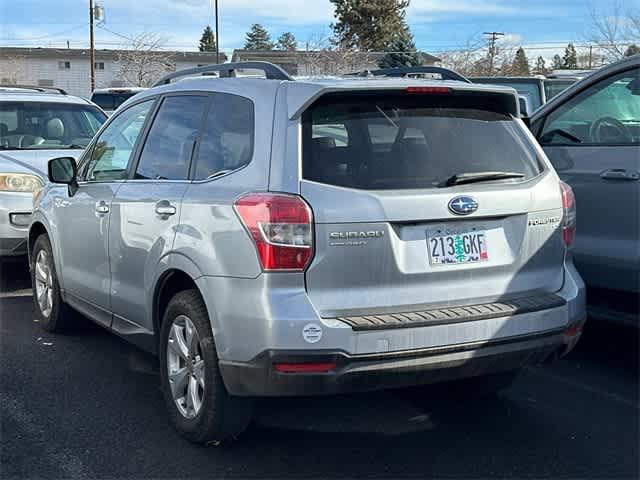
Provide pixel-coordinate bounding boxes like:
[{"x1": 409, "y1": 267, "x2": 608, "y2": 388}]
[
  {"x1": 535, "y1": 66, "x2": 640, "y2": 294},
  {"x1": 299, "y1": 89, "x2": 566, "y2": 317},
  {"x1": 109, "y1": 94, "x2": 209, "y2": 332}
]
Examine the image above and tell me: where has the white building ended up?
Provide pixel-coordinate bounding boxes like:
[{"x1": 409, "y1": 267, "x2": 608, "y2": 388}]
[{"x1": 0, "y1": 47, "x2": 226, "y2": 99}]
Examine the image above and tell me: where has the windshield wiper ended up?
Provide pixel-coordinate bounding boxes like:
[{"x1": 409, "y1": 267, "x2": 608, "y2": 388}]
[{"x1": 440, "y1": 171, "x2": 525, "y2": 187}]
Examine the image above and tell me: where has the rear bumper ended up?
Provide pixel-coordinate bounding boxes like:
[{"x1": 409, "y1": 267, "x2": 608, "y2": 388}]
[
  {"x1": 220, "y1": 327, "x2": 583, "y2": 396},
  {"x1": 199, "y1": 261, "x2": 586, "y2": 396}
]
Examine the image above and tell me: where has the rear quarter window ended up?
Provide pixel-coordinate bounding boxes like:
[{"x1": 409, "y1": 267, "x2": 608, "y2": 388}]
[{"x1": 302, "y1": 92, "x2": 543, "y2": 190}]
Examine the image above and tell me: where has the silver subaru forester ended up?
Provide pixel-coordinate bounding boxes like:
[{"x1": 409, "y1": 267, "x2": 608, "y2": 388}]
[{"x1": 29, "y1": 62, "x2": 586, "y2": 443}]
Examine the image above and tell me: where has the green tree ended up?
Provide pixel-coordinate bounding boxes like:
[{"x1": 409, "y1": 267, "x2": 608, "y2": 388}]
[
  {"x1": 552, "y1": 54, "x2": 563, "y2": 70},
  {"x1": 276, "y1": 32, "x2": 297, "y2": 51},
  {"x1": 562, "y1": 43, "x2": 578, "y2": 69},
  {"x1": 624, "y1": 44, "x2": 640, "y2": 57},
  {"x1": 534, "y1": 55, "x2": 547, "y2": 74},
  {"x1": 244, "y1": 24, "x2": 273, "y2": 51},
  {"x1": 198, "y1": 25, "x2": 216, "y2": 52},
  {"x1": 511, "y1": 47, "x2": 530, "y2": 76},
  {"x1": 378, "y1": 28, "x2": 422, "y2": 68},
  {"x1": 330, "y1": 0, "x2": 411, "y2": 51}
]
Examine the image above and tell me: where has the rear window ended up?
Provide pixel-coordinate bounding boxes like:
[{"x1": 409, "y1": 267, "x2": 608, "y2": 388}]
[
  {"x1": 91, "y1": 92, "x2": 139, "y2": 111},
  {"x1": 302, "y1": 92, "x2": 542, "y2": 190}
]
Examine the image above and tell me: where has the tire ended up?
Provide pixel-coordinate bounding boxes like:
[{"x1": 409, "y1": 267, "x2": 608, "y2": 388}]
[
  {"x1": 30, "y1": 234, "x2": 73, "y2": 332},
  {"x1": 159, "y1": 289, "x2": 252, "y2": 444}
]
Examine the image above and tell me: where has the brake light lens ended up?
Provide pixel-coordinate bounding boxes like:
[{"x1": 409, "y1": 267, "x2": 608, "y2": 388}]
[
  {"x1": 560, "y1": 181, "x2": 576, "y2": 247},
  {"x1": 406, "y1": 86, "x2": 450, "y2": 94},
  {"x1": 234, "y1": 193, "x2": 314, "y2": 271}
]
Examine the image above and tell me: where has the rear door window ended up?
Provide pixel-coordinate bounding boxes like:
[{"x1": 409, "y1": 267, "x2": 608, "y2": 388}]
[
  {"x1": 302, "y1": 92, "x2": 542, "y2": 190},
  {"x1": 135, "y1": 95, "x2": 208, "y2": 180},
  {"x1": 192, "y1": 93, "x2": 254, "y2": 180}
]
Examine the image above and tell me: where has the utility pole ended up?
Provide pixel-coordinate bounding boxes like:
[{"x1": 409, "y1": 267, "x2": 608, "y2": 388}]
[
  {"x1": 483, "y1": 31, "x2": 504, "y2": 75},
  {"x1": 214, "y1": 0, "x2": 220, "y2": 64},
  {"x1": 89, "y1": 0, "x2": 96, "y2": 92},
  {"x1": 588, "y1": 45, "x2": 593, "y2": 69}
]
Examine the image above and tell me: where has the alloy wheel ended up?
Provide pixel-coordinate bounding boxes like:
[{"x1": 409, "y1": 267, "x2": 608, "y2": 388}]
[
  {"x1": 34, "y1": 249, "x2": 53, "y2": 318},
  {"x1": 166, "y1": 315, "x2": 205, "y2": 419}
]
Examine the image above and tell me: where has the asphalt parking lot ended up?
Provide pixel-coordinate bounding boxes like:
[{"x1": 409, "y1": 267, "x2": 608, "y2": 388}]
[{"x1": 1, "y1": 259, "x2": 638, "y2": 479}]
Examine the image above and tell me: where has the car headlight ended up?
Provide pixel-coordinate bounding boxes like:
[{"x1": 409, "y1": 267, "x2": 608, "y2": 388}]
[{"x1": 0, "y1": 173, "x2": 44, "y2": 192}]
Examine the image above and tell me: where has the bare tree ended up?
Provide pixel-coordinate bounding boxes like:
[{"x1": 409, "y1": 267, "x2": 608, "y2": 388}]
[
  {"x1": 300, "y1": 33, "x2": 375, "y2": 76},
  {"x1": 116, "y1": 32, "x2": 176, "y2": 87},
  {"x1": 0, "y1": 55, "x2": 26, "y2": 84},
  {"x1": 438, "y1": 34, "x2": 519, "y2": 77},
  {"x1": 586, "y1": 1, "x2": 640, "y2": 61}
]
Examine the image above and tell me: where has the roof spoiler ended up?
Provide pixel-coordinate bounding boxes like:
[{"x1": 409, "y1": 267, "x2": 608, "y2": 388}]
[
  {"x1": 347, "y1": 66, "x2": 471, "y2": 83},
  {"x1": 0, "y1": 84, "x2": 67, "y2": 94},
  {"x1": 153, "y1": 61, "x2": 293, "y2": 86}
]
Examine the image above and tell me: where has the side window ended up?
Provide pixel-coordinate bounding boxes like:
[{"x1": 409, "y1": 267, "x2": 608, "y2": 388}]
[
  {"x1": 540, "y1": 68, "x2": 640, "y2": 146},
  {"x1": 83, "y1": 100, "x2": 153, "y2": 182},
  {"x1": 193, "y1": 94, "x2": 254, "y2": 180},
  {"x1": 135, "y1": 95, "x2": 207, "y2": 180}
]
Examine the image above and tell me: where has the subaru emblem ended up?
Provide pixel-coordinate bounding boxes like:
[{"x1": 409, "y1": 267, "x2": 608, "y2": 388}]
[{"x1": 448, "y1": 196, "x2": 478, "y2": 215}]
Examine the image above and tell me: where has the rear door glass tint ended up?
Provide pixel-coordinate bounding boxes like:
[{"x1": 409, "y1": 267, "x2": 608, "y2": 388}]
[{"x1": 135, "y1": 95, "x2": 207, "y2": 180}]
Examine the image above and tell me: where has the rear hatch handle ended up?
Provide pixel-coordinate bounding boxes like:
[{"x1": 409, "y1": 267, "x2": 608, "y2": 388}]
[{"x1": 600, "y1": 169, "x2": 640, "y2": 181}]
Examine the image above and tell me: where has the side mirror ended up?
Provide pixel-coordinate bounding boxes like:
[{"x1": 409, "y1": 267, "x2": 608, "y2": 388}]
[
  {"x1": 518, "y1": 96, "x2": 529, "y2": 117},
  {"x1": 48, "y1": 157, "x2": 78, "y2": 196}
]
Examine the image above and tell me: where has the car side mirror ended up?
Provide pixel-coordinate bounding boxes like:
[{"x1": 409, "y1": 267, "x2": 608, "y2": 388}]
[{"x1": 48, "y1": 157, "x2": 78, "y2": 197}]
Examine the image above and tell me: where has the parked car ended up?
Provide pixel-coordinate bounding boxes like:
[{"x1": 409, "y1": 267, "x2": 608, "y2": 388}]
[
  {"x1": 470, "y1": 76, "x2": 578, "y2": 113},
  {"x1": 0, "y1": 85, "x2": 106, "y2": 258},
  {"x1": 90, "y1": 87, "x2": 147, "y2": 115},
  {"x1": 30, "y1": 62, "x2": 586, "y2": 443},
  {"x1": 530, "y1": 55, "x2": 640, "y2": 327}
]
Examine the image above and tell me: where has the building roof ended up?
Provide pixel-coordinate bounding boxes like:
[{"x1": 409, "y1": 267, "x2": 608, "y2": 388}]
[{"x1": 0, "y1": 46, "x2": 227, "y2": 63}]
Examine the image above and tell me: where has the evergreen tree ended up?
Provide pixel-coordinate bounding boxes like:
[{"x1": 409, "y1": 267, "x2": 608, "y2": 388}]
[
  {"x1": 534, "y1": 56, "x2": 547, "y2": 74},
  {"x1": 244, "y1": 24, "x2": 273, "y2": 51},
  {"x1": 276, "y1": 32, "x2": 297, "y2": 51},
  {"x1": 562, "y1": 43, "x2": 578, "y2": 69},
  {"x1": 198, "y1": 25, "x2": 216, "y2": 52},
  {"x1": 552, "y1": 54, "x2": 563, "y2": 70},
  {"x1": 330, "y1": 0, "x2": 411, "y2": 51},
  {"x1": 511, "y1": 47, "x2": 530, "y2": 76},
  {"x1": 379, "y1": 28, "x2": 422, "y2": 68},
  {"x1": 624, "y1": 44, "x2": 640, "y2": 57}
]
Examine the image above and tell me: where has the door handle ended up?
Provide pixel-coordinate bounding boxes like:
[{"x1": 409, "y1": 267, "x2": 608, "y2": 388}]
[
  {"x1": 155, "y1": 201, "x2": 176, "y2": 217},
  {"x1": 95, "y1": 201, "x2": 109, "y2": 214},
  {"x1": 600, "y1": 169, "x2": 640, "y2": 181}
]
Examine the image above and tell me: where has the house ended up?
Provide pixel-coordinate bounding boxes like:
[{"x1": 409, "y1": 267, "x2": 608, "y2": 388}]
[
  {"x1": 0, "y1": 46, "x2": 227, "y2": 99},
  {"x1": 231, "y1": 49, "x2": 441, "y2": 76}
]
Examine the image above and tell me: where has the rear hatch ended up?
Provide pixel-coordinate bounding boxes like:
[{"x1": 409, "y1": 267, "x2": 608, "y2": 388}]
[{"x1": 299, "y1": 87, "x2": 565, "y2": 318}]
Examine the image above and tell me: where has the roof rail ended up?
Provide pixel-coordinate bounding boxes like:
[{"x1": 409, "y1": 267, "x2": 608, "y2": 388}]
[
  {"x1": 0, "y1": 84, "x2": 68, "y2": 94},
  {"x1": 153, "y1": 61, "x2": 293, "y2": 86},
  {"x1": 348, "y1": 66, "x2": 471, "y2": 83}
]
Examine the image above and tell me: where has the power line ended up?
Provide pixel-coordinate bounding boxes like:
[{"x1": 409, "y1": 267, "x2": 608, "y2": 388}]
[
  {"x1": 0, "y1": 24, "x2": 86, "y2": 41},
  {"x1": 483, "y1": 32, "x2": 504, "y2": 75}
]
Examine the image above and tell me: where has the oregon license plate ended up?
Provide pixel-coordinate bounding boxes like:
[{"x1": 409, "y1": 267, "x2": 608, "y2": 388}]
[{"x1": 428, "y1": 231, "x2": 488, "y2": 266}]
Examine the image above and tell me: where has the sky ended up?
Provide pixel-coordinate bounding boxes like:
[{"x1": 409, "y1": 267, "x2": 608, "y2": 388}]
[{"x1": 0, "y1": 0, "x2": 635, "y2": 60}]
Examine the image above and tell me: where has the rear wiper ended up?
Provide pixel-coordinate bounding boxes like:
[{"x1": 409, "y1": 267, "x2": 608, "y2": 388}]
[{"x1": 440, "y1": 171, "x2": 525, "y2": 187}]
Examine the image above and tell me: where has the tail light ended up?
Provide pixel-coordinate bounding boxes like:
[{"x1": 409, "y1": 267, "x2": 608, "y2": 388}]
[
  {"x1": 560, "y1": 181, "x2": 576, "y2": 247},
  {"x1": 273, "y1": 362, "x2": 336, "y2": 373},
  {"x1": 234, "y1": 193, "x2": 314, "y2": 271}
]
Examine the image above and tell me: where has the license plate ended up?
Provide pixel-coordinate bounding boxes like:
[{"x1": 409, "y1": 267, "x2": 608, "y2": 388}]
[{"x1": 428, "y1": 230, "x2": 488, "y2": 266}]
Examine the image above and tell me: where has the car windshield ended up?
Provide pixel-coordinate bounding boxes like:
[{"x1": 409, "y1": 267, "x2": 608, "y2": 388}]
[
  {"x1": 0, "y1": 101, "x2": 106, "y2": 150},
  {"x1": 302, "y1": 92, "x2": 542, "y2": 190},
  {"x1": 91, "y1": 93, "x2": 139, "y2": 111},
  {"x1": 544, "y1": 79, "x2": 577, "y2": 100}
]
